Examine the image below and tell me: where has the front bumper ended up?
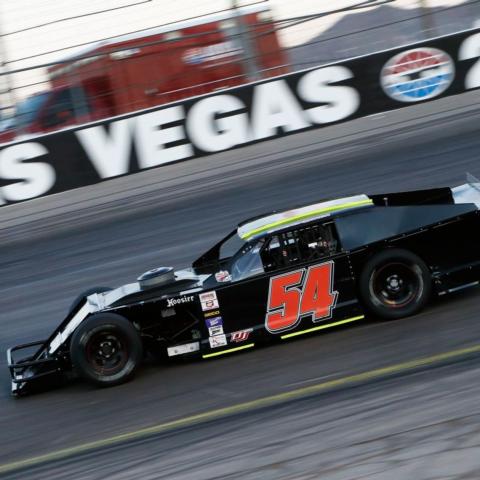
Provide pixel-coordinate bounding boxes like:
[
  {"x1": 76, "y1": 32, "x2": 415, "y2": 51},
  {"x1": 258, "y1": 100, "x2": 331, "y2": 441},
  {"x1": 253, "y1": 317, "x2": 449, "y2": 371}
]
[{"x1": 7, "y1": 340, "x2": 62, "y2": 395}]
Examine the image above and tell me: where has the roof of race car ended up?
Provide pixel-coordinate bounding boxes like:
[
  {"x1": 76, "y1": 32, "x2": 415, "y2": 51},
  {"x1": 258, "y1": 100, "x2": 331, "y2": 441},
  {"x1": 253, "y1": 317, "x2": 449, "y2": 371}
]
[{"x1": 237, "y1": 194, "x2": 373, "y2": 240}]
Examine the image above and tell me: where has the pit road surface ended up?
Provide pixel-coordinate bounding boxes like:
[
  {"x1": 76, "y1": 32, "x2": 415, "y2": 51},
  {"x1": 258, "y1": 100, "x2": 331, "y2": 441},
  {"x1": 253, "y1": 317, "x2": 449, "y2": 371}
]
[{"x1": 1, "y1": 91, "x2": 480, "y2": 478}]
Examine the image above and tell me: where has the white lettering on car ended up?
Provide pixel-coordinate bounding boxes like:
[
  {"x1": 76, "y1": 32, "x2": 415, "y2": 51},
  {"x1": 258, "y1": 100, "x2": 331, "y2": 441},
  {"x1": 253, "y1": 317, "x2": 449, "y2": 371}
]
[{"x1": 166, "y1": 295, "x2": 194, "y2": 307}]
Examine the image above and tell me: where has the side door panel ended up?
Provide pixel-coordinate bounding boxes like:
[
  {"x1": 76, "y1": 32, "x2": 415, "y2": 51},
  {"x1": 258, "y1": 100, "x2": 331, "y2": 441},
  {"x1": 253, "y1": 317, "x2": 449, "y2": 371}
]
[
  {"x1": 209, "y1": 253, "x2": 361, "y2": 348},
  {"x1": 209, "y1": 276, "x2": 271, "y2": 344},
  {"x1": 199, "y1": 223, "x2": 365, "y2": 352}
]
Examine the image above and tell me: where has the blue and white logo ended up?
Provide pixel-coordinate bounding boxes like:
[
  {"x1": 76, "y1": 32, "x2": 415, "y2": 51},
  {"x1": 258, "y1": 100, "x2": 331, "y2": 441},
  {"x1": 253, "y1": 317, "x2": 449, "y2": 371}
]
[{"x1": 380, "y1": 47, "x2": 455, "y2": 103}]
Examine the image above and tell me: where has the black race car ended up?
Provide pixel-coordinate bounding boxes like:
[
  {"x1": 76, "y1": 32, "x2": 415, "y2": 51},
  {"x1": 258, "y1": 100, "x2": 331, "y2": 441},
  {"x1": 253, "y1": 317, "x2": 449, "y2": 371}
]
[{"x1": 8, "y1": 178, "x2": 480, "y2": 395}]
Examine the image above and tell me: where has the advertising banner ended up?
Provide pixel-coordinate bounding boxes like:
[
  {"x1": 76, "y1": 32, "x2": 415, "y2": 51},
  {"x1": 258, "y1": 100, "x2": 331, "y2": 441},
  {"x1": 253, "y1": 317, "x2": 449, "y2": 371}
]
[{"x1": 0, "y1": 27, "x2": 479, "y2": 206}]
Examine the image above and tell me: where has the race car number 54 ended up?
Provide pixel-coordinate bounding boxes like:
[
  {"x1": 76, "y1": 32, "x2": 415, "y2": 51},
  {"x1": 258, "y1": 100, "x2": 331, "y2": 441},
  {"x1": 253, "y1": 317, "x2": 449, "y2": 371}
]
[{"x1": 265, "y1": 262, "x2": 338, "y2": 333}]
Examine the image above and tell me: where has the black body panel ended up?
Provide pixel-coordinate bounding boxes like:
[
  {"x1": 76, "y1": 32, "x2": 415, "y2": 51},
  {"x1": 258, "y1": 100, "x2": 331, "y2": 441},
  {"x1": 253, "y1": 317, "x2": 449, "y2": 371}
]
[
  {"x1": 336, "y1": 204, "x2": 477, "y2": 251},
  {"x1": 369, "y1": 187, "x2": 454, "y2": 206}
]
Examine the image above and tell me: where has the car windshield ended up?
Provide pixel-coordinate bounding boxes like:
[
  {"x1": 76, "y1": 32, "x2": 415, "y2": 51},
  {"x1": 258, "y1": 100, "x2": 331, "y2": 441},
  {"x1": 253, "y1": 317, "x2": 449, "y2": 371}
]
[
  {"x1": 15, "y1": 92, "x2": 50, "y2": 130},
  {"x1": 219, "y1": 231, "x2": 247, "y2": 260},
  {"x1": 192, "y1": 229, "x2": 249, "y2": 274},
  {"x1": 229, "y1": 239, "x2": 265, "y2": 282}
]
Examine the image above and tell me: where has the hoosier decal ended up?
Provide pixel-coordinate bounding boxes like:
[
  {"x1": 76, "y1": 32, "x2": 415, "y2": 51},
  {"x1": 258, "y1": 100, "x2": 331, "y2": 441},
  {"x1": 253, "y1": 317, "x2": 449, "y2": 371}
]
[{"x1": 166, "y1": 295, "x2": 194, "y2": 307}]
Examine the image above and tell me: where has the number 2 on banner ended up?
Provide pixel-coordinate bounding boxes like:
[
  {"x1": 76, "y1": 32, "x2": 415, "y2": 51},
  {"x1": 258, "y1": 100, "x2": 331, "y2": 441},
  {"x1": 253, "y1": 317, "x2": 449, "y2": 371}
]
[
  {"x1": 265, "y1": 262, "x2": 338, "y2": 333},
  {"x1": 460, "y1": 32, "x2": 480, "y2": 90}
]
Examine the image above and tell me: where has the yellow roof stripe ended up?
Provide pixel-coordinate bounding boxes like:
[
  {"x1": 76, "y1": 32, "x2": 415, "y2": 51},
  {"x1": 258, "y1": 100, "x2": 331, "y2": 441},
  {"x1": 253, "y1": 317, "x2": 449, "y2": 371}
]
[{"x1": 240, "y1": 199, "x2": 373, "y2": 240}]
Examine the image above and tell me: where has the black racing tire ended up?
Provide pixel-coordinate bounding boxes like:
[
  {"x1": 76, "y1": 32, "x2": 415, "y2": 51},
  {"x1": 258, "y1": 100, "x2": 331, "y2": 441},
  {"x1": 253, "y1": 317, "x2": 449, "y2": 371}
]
[
  {"x1": 359, "y1": 249, "x2": 431, "y2": 320},
  {"x1": 68, "y1": 287, "x2": 112, "y2": 315},
  {"x1": 70, "y1": 313, "x2": 143, "y2": 387}
]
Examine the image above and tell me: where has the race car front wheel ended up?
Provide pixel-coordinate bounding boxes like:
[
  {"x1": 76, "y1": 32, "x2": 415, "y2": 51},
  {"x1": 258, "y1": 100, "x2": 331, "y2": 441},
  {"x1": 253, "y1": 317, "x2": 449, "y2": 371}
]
[
  {"x1": 70, "y1": 313, "x2": 143, "y2": 387},
  {"x1": 359, "y1": 249, "x2": 431, "y2": 320}
]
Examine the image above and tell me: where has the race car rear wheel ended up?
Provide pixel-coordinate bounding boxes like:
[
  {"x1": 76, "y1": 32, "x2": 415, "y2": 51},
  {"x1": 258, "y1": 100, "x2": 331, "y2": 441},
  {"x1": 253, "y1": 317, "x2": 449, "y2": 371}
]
[
  {"x1": 68, "y1": 287, "x2": 112, "y2": 315},
  {"x1": 359, "y1": 249, "x2": 431, "y2": 320},
  {"x1": 70, "y1": 313, "x2": 143, "y2": 387}
]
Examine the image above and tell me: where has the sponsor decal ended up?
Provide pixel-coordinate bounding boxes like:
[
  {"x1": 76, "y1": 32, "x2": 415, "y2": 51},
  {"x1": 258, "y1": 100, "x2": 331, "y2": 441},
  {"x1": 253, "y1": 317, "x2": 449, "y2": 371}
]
[
  {"x1": 204, "y1": 310, "x2": 220, "y2": 318},
  {"x1": 215, "y1": 270, "x2": 232, "y2": 282},
  {"x1": 166, "y1": 295, "x2": 194, "y2": 307},
  {"x1": 183, "y1": 41, "x2": 242, "y2": 65},
  {"x1": 380, "y1": 47, "x2": 455, "y2": 102},
  {"x1": 200, "y1": 291, "x2": 219, "y2": 311},
  {"x1": 209, "y1": 326, "x2": 224, "y2": 336},
  {"x1": 167, "y1": 342, "x2": 200, "y2": 357},
  {"x1": 230, "y1": 328, "x2": 253, "y2": 343},
  {"x1": 209, "y1": 334, "x2": 228, "y2": 348},
  {"x1": 205, "y1": 316, "x2": 223, "y2": 328},
  {"x1": 266, "y1": 261, "x2": 338, "y2": 334},
  {"x1": 206, "y1": 316, "x2": 224, "y2": 337}
]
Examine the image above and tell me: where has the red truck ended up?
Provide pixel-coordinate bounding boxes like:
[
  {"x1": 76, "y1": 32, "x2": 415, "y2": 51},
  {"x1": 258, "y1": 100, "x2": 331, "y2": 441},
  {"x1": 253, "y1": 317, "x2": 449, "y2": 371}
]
[{"x1": 1, "y1": 4, "x2": 287, "y2": 143}]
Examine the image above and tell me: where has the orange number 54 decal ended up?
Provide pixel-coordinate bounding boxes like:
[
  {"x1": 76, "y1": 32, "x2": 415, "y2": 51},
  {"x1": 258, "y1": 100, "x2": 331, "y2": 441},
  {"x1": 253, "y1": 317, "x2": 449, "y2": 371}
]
[{"x1": 265, "y1": 262, "x2": 338, "y2": 333}]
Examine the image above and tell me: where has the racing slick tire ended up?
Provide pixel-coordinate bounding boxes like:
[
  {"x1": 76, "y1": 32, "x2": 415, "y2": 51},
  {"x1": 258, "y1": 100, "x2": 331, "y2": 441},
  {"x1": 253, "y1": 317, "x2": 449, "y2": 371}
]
[
  {"x1": 359, "y1": 249, "x2": 431, "y2": 320},
  {"x1": 70, "y1": 313, "x2": 143, "y2": 387},
  {"x1": 68, "y1": 287, "x2": 112, "y2": 315}
]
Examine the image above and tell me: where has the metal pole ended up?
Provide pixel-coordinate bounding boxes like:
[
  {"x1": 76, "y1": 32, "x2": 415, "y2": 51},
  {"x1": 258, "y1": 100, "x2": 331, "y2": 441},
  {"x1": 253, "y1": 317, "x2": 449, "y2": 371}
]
[
  {"x1": 0, "y1": 14, "x2": 16, "y2": 118},
  {"x1": 230, "y1": 0, "x2": 260, "y2": 82},
  {"x1": 419, "y1": 0, "x2": 436, "y2": 39}
]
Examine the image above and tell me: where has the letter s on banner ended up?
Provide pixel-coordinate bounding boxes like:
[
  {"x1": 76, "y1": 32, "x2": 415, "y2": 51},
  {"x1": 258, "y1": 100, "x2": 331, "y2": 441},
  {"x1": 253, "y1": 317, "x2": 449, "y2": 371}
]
[
  {"x1": 76, "y1": 119, "x2": 131, "y2": 179},
  {"x1": 298, "y1": 66, "x2": 360, "y2": 124},
  {"x1": 459, "y1": 32, "x2": 480, "y2": 90},
  {"x1": 0, "y1": 143, "x2": 55, "y2": 203},
  {"x1": 187, "y1": 95, "x2": 249, "y2": 152}
]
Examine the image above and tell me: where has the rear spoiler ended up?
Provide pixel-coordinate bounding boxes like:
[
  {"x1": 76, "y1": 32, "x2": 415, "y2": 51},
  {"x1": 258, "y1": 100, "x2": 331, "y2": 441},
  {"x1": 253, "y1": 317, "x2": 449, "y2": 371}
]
[
  {"x1": 451, "y1": 173, "x2": 480, "y2": 208},
  {"x1": 467, "y1": 172, "x2": 480, "y2": 191}
]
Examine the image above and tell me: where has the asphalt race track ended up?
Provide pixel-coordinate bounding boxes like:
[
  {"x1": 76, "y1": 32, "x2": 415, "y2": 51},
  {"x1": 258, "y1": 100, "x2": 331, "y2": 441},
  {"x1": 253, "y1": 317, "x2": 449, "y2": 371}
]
[
  {"x1": 5, "y1": 360, "x2": 480, "y2": 479},
  {"x1": 1, "y1": 91, "x2": 480, "y2": 478}
]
